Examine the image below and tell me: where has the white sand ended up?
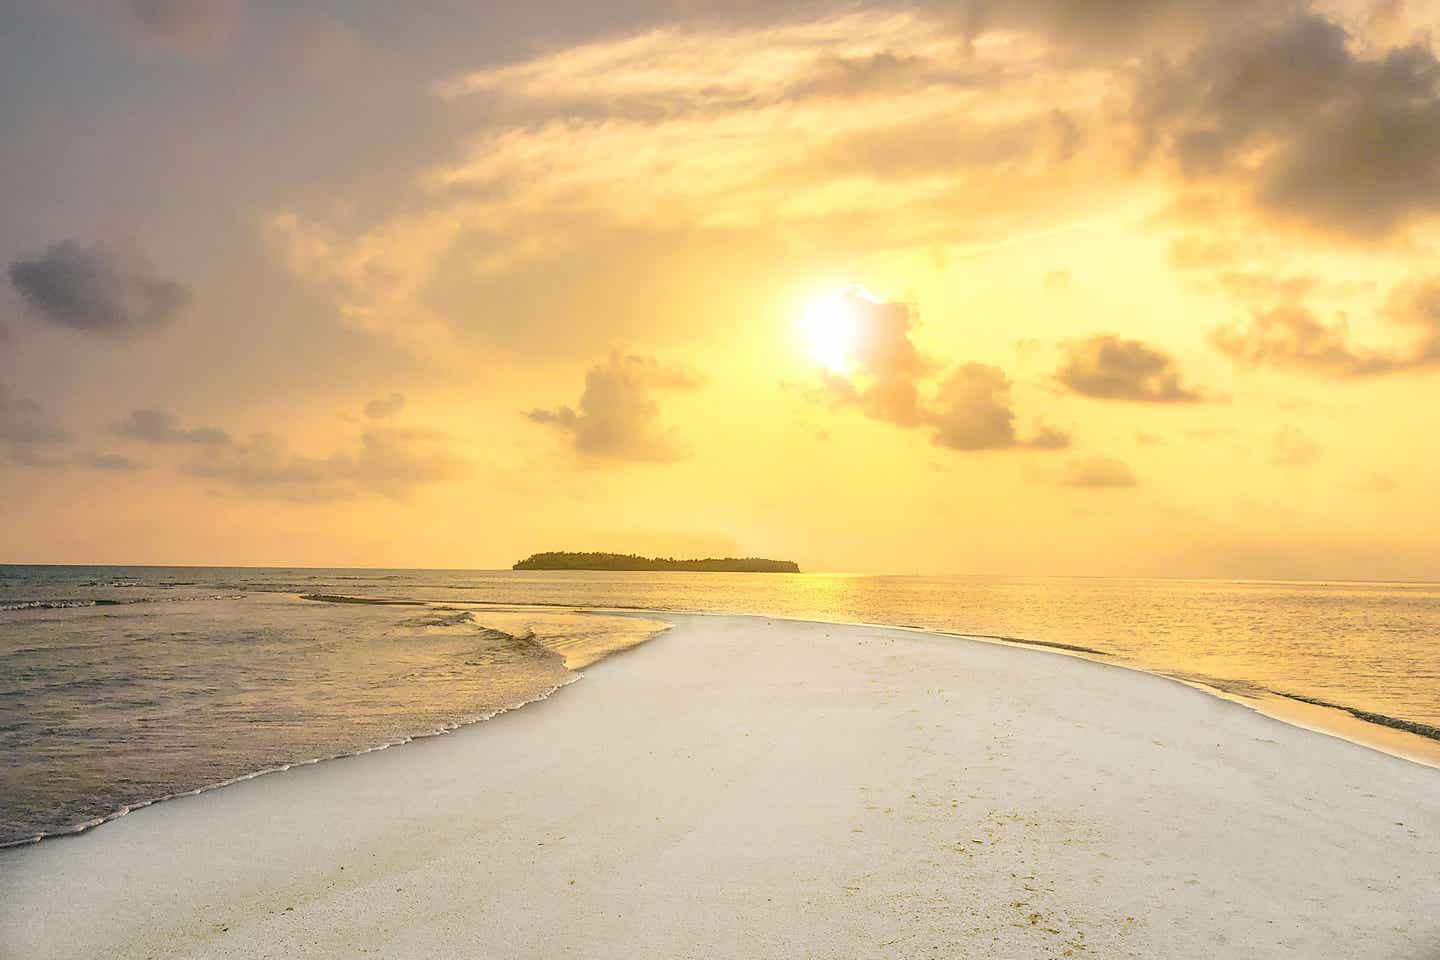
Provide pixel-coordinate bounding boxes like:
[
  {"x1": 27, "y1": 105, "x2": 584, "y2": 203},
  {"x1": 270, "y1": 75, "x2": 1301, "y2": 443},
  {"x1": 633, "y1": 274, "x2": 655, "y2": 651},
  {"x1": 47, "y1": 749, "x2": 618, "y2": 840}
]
[{"x1": 2, "y1": 614, "x2": 1438, "y2": 959}]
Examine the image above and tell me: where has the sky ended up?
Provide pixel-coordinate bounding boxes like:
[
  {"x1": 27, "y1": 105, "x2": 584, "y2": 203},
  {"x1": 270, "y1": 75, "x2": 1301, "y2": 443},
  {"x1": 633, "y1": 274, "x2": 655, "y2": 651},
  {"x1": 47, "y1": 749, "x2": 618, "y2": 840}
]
[{"x1": 3, "y1": 0, "x2": 1440, "y2": 578}]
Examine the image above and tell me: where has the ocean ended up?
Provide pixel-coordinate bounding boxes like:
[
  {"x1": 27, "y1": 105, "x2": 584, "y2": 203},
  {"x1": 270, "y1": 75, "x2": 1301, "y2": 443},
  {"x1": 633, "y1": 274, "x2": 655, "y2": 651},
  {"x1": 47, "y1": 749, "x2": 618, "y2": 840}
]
[{"x1": 2, "y1": 565, "x2": 1438, "y2": 847}]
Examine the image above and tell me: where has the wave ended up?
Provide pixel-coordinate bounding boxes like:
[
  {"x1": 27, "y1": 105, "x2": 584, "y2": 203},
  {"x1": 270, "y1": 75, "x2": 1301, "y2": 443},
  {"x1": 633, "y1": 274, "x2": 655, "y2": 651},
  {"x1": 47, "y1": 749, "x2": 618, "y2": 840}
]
[
  {"x1": 299, "y1": 591, "x2": 659, "y2": 612},
  {"x1": 1, "y1": 602, "x2": 669, "y2": 849},
  {"x1": 1, "y1": 594, "x2": 243, "y2": 612},
  {"x1": 941, "y1": 630, "x2": 1110, "y2": 657},
  {"x1": 299, "y1": 593, "x2": 424, "y2": 606},
  {"x1": 1269, "y1": 691, "x2": 1440, "y2": 742},
  {"x1": 936, "y1": 629, "x2": 1440, "y2": 748}
]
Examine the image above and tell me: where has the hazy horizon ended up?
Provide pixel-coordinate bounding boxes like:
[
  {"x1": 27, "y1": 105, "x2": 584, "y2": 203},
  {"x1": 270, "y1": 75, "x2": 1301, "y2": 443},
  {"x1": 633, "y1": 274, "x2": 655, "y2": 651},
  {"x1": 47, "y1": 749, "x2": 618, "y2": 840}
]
[{"x1": 5, "y1": 560, "x2": 1440, "y2": 586}]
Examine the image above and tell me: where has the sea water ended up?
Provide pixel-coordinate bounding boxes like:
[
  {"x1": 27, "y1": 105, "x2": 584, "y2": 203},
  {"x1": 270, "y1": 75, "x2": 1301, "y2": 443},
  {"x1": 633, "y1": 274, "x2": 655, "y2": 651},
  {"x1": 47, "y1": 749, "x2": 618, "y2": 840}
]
[{"x1": 2, "y1": 565, "x2": 1437, "y2": 846}]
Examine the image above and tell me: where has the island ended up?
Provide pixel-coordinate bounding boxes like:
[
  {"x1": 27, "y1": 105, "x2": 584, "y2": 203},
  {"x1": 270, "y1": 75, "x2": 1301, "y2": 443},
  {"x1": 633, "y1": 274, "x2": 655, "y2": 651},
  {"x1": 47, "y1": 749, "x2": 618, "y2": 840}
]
[{"x1": 512, "y1": 552, "x2": 800, "y2": 573}]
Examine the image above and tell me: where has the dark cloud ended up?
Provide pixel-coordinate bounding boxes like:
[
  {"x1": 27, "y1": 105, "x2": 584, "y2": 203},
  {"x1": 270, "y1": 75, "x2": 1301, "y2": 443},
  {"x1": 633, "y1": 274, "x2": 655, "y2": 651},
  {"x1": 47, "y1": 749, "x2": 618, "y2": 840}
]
[
  {"x1": 1056, "y1": 334, "x2": 1203, "y2": 402},
  {"x1": 784, "y1": 51, "x2": 936, "y2": 101},
  {"x1": 364, "y1": 393, "x2": 406, "y2": 420},
  {"x1": 1271, "y1": 425, "x2": 1320, "y2": 466},
  {"x1": 0, "y1": 385, "x2": 66, "y2": 446},
  {"x1": 183, "y1": 428, "x2": 465, "y2": 502},
  {"x1": 927, "y1": 363, "x2": 1019, "y2": 450},
  {"x1": 1135, "y1": 12, "x2": 1440, "y2": 238},
  {"x1": 0, "y1": 383, "x2": 70, "y2": 465},
  {"x1": 8, "y1": 242, "x2": 190, "y2": 338},
  {"x1": 1133, "y1": 14, "x2": 1352, "y2": 168},
  {"x1": 1, "y1": 379, "x2": 68, "y2": 449},
  {"x1": 526, "y1": 353, "x2": 702, "y2": 462},
  {"x1": 126, "y1": 0, "x2": 234, "y2": 51},
  {"x1": 1028, "y1": 423, "x2": 1072, "y2": 449},
  {"x1": 1257, "y1": 44, "x2": 1440, "y2": 238},
  {"x1": 111, "y1": 409, "x2": 230, "y2": 445},
  {"x1": 84, "y1": 453, "x2": 144, "y2": 471},
  {"x1": 928, "y1": 363, "x2": 1066, "y2": 451},
  {"x1": 950, "y1": 0, "x2": 1257, "y2": 61},
  {"x1": 1060, "y1": 456, "x2": 1137, "y2": 488}
]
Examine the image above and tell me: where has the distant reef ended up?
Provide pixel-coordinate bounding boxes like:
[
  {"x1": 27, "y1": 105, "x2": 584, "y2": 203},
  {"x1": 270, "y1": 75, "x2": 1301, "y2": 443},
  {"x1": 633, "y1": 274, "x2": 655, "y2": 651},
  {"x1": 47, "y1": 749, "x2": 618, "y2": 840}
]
[{"x1": 513, "y1": 552, "x2": 800, "y2": 573}]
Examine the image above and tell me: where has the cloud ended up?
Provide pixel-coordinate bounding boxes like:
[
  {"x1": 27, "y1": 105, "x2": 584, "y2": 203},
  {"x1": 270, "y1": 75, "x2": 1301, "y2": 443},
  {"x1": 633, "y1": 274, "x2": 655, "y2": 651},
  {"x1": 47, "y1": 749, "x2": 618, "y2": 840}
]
[
  {"x1": 1055, "y1": 334, "x2": 1203, "y2": 402},
  {"x1": 264, "y1": 1, "x2": 1440, "y2": 383},
  {"x1": 1208, "y1": 277, "x2": 1440, "y2": 378},
  {"x1": 125, "y1": 0, "x2": 235, "y2": 52},
  {"x1": 928, "y1": 363, "x2": 1066, "y2": 451},
  {"x1": 804, "y1": 292, "x2": 1065, "y2": 452},
  {"x1": 1214, "y1": 270, "x2": 1317, "y2": 307},
  {"x1": 0, "y1": 382, "x2": 70, "y2": 465},
  {"x1": 0, "y1": 395, "x2": 139, "y2": 471},
  {"x1": 811, "y1": 292, "x2": 931, "y2": 428},
  {"x1": 364, "y1": 393, "x2": 406, "y2": 420},
  {"x1": 111, "y1": 409, "x2": 230, "y2": 445},
  {"x1": 1060, "y1": 456, "x2": 1138, "y2": 488},
  {"x1": 83, "y1": 452, "x2": 144, "y2": 471},
  {"x1": 1211, "y1": 305, "x2": 1392, "y2": 377},
  {"x1": 1135, "y1": 12, "x2": 1440, "y2": 238},
  {"x1": 526, "y1": 353, "x2": 702, "y2": 462},
  {"x1": 270, "y1": 9, "x2": 1115, "y2": 352},
  {"x1": 1384, "y1": 274, "x2": 1440, "y2": 365},
  {"x1": 1027, "y1": 423, "x2": 1072, "y2": 450},
  {"x1": 183, "y1": 427, "x2": 466, "y2": 502},
  {"x1": 8, "y1": 241, "x2": 190, "y2": 338},
  {"x1": 437, "y1": 12, "x2": 977, "y2": 111},
  {"x1": 1271, "y1": 425, "x2": 1320, "y2": 466},
  {"x1": 926, "y1": 363, "x2": 1017, "y2": 450},
  {"x1": 782, "y1": 50, "x2": 943, "y2": 101},
  {"x1": 948, "y1": 0, "x2": 1257, "y2": 60},
  {"x1": 0, "y1": 385, "x2": 66, "y2": 445}
]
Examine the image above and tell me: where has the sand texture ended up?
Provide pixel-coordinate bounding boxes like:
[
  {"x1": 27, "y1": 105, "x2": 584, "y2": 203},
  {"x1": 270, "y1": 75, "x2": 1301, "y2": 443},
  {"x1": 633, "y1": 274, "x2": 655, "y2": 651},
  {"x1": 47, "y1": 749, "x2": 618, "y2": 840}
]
[{"x1": 3, "y1": 614, "x2": 1437, "y2": 959}]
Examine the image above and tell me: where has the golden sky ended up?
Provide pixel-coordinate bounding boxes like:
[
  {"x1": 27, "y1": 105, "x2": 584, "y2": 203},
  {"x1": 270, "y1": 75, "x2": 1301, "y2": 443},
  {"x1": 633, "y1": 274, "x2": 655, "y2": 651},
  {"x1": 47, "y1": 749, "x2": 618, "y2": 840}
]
[{"x1": 3, "y1": 0, "x2": 1440, "y2": 577}]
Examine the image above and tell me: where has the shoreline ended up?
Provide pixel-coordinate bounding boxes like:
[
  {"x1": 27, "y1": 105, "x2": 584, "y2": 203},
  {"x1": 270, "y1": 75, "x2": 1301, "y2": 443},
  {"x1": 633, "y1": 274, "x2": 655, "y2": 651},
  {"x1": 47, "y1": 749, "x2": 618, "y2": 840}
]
[
  {"x1": 3, "y1": 613, "x2": 1436, "y2": 959},
  {"x1": 7, "y1": 603, "x2": 1436, "y2": 855},
  {"x1": 0, "y1": 602, "x2": 670, "y2": 850},
  {"x1": 584, "y1": 607, "x2": 1440, "y2": 770},
  {"x1": 0, "y1": 671, "x2": 587, "y2": 851},
  {"x1": 310, "y1": 593, "x2": 1440, "y2": 769}
]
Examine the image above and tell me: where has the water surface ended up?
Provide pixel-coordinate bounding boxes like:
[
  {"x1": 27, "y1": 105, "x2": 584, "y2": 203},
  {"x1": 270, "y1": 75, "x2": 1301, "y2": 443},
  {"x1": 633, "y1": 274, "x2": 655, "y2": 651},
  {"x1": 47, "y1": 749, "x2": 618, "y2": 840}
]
[{"x1": 3, "y1": 565, "x2": 1437, "y2": 846}]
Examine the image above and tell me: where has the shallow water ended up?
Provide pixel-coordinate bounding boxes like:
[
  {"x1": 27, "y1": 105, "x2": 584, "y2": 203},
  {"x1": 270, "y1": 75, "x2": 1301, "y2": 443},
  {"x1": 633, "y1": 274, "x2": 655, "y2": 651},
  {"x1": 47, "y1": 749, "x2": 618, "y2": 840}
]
[{"x1": 2, "y1": 565, "x2": 1437, "y2": 845}]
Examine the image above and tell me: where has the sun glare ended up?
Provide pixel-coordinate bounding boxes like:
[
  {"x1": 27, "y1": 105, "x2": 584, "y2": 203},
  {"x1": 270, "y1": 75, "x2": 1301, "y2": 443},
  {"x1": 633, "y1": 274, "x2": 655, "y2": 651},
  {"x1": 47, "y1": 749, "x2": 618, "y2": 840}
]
[{"x1": 798, "y1": 285, "x2": 878, "y2": 374}]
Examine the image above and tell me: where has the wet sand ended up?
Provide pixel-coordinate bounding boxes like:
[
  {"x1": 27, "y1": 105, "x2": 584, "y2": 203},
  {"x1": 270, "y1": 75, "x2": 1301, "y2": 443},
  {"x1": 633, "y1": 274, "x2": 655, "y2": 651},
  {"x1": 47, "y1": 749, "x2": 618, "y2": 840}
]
[{"x1": 2, "y1": 614, "x2": 1437, "y2": 959}]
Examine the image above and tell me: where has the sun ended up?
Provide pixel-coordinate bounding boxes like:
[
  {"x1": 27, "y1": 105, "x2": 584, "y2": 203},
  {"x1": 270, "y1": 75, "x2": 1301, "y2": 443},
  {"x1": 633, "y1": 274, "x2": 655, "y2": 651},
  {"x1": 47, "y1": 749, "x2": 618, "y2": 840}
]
[{"x1": 798, "y1": 285, "x2": 878, "y2": 374}]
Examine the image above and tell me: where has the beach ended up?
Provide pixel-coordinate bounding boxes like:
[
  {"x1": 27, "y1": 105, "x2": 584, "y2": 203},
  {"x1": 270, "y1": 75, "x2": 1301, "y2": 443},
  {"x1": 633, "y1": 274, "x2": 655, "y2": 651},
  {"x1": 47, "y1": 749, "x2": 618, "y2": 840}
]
[{"x1": 2, "y1": 613, "x2": 1437, "y2": 959}]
